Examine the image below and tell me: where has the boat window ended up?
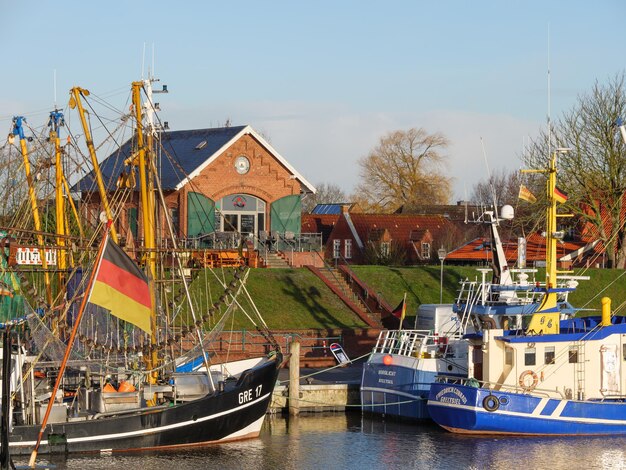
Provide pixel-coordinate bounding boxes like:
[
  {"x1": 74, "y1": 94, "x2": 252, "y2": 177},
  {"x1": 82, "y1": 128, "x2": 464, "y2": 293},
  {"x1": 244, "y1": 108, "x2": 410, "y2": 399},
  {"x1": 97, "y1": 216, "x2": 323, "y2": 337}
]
[
  {"x1": 544, "y1": 346, "x2": 556, "y2": 365},
  {"x1": 623, "y1": 344, "x2": 626, "y2": 361},
  {"x1": 524, "y1": 347, "x2": 536, "y2": 366},
  {"x1": 505, "y1": 347, "x2": 514, "y2": 365},
  {"x1": 569, "y1": 346, "x2": 579, "y2": 363}
]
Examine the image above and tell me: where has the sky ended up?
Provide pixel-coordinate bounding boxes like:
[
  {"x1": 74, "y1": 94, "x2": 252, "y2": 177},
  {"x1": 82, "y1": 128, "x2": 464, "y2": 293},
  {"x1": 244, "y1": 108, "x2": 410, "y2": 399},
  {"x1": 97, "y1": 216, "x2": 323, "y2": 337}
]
[{"x1": 1, "y1": 0, "x2": 624, "y2": 202}]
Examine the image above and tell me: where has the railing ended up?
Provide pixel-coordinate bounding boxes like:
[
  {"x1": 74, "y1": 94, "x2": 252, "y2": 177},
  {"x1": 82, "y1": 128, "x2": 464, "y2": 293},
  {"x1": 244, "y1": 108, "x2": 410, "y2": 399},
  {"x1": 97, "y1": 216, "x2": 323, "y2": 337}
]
[
  {"x1": 199, "y1": 330, "x2": 343, "y2": 356},
  {"x1": 175, "y1": 231, "x2": 323, "y2": 253},
  {"x1": 372, "y1": 329, "x2": 463, "y2": 359}
]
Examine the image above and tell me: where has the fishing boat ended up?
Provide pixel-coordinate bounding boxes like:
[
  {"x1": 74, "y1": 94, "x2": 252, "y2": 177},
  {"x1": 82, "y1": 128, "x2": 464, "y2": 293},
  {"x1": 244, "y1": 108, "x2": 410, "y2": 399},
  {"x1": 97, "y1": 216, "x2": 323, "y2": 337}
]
[
  {"x1": 427, "y1": 147, "x2": 626, "y2": 435},
  {"x1": 359, "y1": 205, "x2": 558, "y2": 420},
  {"x1": 0, "y1": 80, "x2": 282, "y2": 459}
]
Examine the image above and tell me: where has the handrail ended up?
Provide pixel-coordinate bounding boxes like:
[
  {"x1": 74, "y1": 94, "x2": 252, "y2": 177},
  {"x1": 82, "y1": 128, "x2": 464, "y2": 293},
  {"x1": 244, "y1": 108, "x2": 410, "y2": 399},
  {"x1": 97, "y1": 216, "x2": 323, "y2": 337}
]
[{"x1": 318, "y1": 253, "x2": 376, "y2": 315}]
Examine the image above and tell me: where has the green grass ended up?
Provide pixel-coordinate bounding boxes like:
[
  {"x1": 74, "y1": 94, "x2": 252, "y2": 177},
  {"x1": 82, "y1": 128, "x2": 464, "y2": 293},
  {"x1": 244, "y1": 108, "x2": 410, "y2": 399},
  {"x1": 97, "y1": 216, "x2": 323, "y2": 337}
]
[
  {"x1": 188, "y1": 268, "x2": 368, "y2": 330},
  {"x1": 186, "y1": 266, "x2": 626, "y2": 330}
]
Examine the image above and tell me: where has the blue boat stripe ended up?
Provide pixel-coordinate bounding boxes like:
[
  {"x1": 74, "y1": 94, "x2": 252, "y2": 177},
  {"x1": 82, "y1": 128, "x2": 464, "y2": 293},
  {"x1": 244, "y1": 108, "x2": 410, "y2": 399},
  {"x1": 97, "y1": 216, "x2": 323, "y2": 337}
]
[
  {"x1": 428, "y1": 399, "x2": 626, "y2": 426},
  {"x1": 532, "y1": 397, "x2": 549, "y2": 416}
]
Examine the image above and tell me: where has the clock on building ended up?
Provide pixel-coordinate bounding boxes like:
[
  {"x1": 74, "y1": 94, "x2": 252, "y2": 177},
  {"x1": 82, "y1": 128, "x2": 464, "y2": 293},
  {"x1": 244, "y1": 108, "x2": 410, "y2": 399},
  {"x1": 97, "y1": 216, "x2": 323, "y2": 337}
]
[{"x1": 234, "y1": 155, "x2": 250, "y2": 174}]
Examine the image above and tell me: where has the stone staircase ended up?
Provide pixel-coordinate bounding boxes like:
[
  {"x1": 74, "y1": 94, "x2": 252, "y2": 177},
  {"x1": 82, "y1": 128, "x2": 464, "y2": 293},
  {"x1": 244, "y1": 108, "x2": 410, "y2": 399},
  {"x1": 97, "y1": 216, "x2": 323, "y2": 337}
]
[
  {"x1": 263, "y1": 251, "x2": 291, "y2": 268},
  {"x1": 307, "y1": 266, "x2": 382, "y2": 328}
]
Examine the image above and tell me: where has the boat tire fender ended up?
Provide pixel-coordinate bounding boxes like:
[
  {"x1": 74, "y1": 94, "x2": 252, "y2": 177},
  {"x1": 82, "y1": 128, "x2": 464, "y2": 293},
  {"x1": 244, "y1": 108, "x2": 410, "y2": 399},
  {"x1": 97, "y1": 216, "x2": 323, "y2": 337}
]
[
  {"x1": 518, "y1": 370, "x2": 539, "y2": 392},
  {"x1": 482, "y1": 394, "x2": 499, "y2": 412}
]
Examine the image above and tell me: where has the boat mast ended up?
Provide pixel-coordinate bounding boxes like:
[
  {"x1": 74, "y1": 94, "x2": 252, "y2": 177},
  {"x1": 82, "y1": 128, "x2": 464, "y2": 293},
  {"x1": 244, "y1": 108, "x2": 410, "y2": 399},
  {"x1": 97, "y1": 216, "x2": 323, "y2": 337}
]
[
  {"x1": 523, "y1": 147, "x2": 571, "y2": 334},
  {"x1": 131, "y1": 81, "x2": 158, "y2": 377},
  {"x1": 11, "y1": 117, "x2": 52, "y2": 306},
  {"x1": 68, "y1": 87, "x2": 118, "y2": 243},
  {"x1": 48, "y1": 110, "x2": 67, "y2": 278}
]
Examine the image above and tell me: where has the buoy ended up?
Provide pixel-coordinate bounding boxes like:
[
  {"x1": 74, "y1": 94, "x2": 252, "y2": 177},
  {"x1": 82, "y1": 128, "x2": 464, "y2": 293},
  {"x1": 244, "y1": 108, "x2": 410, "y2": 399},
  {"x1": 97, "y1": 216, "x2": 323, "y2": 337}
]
[{"x1": 383, "y1": 355, "x2": 393, "y2": 366}]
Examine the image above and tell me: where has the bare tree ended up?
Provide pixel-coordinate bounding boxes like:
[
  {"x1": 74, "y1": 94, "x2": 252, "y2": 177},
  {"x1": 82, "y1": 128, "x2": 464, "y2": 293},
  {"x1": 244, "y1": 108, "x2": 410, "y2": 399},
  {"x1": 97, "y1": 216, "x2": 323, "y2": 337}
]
[
  {"x1": 353, "y1": 128, "x2": 451, "y2": 213},
  {"x1": 302, "y1": 182, "x2": 347, "y2": 213},
  {"x1": 524, "y1": 73, "x2": 626, "y2": 267}
]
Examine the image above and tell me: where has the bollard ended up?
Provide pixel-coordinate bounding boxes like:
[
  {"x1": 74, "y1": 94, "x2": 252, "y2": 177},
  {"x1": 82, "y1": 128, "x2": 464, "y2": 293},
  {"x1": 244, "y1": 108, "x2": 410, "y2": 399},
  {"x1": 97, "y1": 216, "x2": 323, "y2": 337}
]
[{"x1": 289, "y1": 340, "x2": 300, "y2": 416}]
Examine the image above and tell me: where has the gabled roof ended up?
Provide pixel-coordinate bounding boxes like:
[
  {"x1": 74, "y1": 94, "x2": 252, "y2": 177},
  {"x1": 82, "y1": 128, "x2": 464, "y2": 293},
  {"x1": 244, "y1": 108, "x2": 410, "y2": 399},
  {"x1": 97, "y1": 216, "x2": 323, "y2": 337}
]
[
  {"x1": 446, "y1": 232, "x2": 589, "y2": 264},
  {"x1": 73, "y1": 125, "x2": 315, "y2": 194},
  {"x1": 345, "y1": 213, "x2": 453, "y2": 246}
]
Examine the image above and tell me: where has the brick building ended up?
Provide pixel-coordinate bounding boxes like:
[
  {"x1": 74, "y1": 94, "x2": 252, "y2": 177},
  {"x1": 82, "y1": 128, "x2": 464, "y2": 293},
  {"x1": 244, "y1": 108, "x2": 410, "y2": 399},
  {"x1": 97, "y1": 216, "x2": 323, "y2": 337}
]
[
  {"x1": 74, "y1": 125, "x2": 315, "y2": 247},
  {"x1": 325, "y1": 205, "x2": 458, "y2": 265}
]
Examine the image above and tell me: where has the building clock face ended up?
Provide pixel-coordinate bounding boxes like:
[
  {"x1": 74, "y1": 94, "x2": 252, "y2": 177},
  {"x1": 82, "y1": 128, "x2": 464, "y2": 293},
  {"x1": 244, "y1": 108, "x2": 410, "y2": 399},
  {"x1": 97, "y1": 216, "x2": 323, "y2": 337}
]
[{"x1": 234, "y1": 155, "x2": 250, "y2": 174}]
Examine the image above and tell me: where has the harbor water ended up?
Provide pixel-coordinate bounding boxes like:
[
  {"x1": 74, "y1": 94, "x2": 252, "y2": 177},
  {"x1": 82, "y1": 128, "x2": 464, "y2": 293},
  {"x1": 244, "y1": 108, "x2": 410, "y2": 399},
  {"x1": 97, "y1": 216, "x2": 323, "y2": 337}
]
[{"x1": 13, "y1": 413, "x2": 626, "y2": 470}]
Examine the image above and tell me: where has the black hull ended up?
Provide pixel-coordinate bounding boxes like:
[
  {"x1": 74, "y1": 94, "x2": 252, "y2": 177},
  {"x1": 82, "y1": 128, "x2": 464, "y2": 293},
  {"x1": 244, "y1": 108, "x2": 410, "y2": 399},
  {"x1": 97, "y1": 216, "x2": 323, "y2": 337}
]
[{"x1": 9, "y1": 354, "x2": 280, "y2": 455}]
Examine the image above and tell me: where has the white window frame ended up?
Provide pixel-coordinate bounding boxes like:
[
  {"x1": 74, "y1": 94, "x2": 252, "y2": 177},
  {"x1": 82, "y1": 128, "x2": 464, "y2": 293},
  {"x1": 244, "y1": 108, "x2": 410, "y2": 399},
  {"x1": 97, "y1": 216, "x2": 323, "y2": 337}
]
[
  {"x1": 421, "y1": 242, "x2": 431, "y2": 259},
  {"x1": 333, "y1": 239, "x2": 341, "y2": 259},
  {"x1": 344, "y1": 239, "x2": 352, "y2": 259}
]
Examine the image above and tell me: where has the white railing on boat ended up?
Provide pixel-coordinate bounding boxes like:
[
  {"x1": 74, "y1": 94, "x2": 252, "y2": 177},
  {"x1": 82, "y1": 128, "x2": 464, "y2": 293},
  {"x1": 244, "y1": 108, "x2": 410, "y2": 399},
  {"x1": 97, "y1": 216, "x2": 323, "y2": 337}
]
[{"x1": 372, "y1": 329, "x2": 463, "y2": 358}]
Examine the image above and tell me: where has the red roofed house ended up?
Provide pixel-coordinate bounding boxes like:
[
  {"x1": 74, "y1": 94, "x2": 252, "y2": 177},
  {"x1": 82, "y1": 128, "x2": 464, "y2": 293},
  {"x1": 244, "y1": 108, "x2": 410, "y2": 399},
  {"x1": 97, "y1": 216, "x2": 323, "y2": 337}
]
[
  {"x1": 326, "y1": 205, "x2": 459, "y2": 265},
  {"x1": 445, "y1": 232, "x2": 594, "y2": 269}
]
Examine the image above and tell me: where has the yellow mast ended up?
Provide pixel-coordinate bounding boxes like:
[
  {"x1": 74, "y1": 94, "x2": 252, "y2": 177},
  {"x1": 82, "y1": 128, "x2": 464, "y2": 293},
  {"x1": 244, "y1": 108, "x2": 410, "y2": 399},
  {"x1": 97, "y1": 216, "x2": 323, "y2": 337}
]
[
  {"x1": 524, "y1": 148, "x2": 572, "y2": 335},
  {"x1": 132, "y1": 81, "x2": 158, "y2": 379},
  {"x1": 11, "y1": 117, "x2": 52, "y2": 306},
  {"x1": 49, "y1": 111, "x2": 67, "y2": 279},
  {"x1": 69, "y1": 87, "x2": 118, "y2": 243}
]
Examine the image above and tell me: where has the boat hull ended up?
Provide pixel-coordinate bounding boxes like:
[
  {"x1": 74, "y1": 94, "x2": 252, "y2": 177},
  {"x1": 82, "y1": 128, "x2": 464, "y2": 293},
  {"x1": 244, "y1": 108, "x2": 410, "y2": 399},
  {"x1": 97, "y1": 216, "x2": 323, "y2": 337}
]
[
  {"x1": 361, "y1": 353, "x2": 465, "y2": 421},
  {"x1": 428, "y1": 382, "x2": 626, "y2": 435},
  {"x1": 9, "y1": 355, "x2": 280, "y2": 455}
]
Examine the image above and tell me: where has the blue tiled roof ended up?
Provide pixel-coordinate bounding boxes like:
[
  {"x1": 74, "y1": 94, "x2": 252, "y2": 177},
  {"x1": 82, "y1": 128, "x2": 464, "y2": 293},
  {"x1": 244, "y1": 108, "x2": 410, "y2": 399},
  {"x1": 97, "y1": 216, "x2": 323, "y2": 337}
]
[{"x1": 73, "y1": 126, "x2": 246, "y2": 192}]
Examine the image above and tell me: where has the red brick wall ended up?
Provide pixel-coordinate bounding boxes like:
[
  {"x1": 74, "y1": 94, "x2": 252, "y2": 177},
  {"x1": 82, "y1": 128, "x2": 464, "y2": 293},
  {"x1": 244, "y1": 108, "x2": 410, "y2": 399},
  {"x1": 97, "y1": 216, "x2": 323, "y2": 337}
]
[
  {"x1": 81, "y1": 132, "x2": 304, "y2": 239},
  {"x1": 178, "y1": 133, "x2": 302, "y2": 237}
]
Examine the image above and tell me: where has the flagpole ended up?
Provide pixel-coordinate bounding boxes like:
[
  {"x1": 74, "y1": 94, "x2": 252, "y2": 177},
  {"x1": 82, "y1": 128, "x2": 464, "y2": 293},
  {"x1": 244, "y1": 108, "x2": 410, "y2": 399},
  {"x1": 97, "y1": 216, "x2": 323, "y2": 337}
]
[
  {"x1": 28, "y1": 224, "x2": 111, "y2": 468},
  {"x1": 398, "y1": 292, "x2": 406, "y2": 331}
]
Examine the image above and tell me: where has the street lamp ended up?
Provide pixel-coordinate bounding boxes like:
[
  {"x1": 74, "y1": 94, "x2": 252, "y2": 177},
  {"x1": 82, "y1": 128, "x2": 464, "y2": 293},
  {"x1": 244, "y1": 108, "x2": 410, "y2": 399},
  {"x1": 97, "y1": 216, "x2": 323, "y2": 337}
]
[{"x1": 438, "y1": 247, "x2": 447, "y2": 304}]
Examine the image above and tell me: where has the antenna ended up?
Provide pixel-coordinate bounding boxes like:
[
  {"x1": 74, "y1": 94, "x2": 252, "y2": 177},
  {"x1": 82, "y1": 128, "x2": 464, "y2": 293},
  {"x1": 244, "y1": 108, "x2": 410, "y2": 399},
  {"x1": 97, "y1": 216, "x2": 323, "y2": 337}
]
[
  {"x1": 547, "y1": 23, "x2": 552, "y2": 157},
  {"x1": 53, "y1": 69, "x2": 57, "y2": 108},
  {"x1": 141, "y1": 42, "x2": 146, "y2": 79},
  {"x1": 480, "y1": 137, "x2": 499, "y2": 219}
]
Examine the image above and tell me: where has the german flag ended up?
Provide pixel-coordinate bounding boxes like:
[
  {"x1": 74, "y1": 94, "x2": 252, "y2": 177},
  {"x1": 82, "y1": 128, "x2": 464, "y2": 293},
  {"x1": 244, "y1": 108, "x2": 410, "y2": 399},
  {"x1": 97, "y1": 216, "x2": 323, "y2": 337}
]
[
  {"x1": 518, "y1": 184, "x2": 537, "y2": 203},
  {"x1": 391, "y1": 296, "x2": 407, "y2": 322},
  {"x1": 554, "y1": 186, "x2": 568, "y2": 204},
  {"x1": 89, "y1": 238, "x2": 152, "y2": 334}
]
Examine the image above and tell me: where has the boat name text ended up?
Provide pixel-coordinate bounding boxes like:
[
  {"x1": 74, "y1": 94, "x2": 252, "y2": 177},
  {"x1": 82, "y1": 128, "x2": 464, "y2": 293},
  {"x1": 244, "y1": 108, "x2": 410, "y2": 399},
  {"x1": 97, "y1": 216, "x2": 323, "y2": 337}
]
[
  {"x1": 238, "y1": 384, "x2": 263, "y2": 404},
  {"x1": 435, "y1": 387, "x2": 467, "y2": 405}
]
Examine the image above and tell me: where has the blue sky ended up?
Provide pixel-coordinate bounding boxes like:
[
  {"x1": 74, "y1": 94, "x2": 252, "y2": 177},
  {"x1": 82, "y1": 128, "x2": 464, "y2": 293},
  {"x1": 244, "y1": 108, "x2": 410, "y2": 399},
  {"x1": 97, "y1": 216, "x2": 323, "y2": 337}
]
[{"x1": 1, "y1": 1, "x2": 624, "y2": 201}]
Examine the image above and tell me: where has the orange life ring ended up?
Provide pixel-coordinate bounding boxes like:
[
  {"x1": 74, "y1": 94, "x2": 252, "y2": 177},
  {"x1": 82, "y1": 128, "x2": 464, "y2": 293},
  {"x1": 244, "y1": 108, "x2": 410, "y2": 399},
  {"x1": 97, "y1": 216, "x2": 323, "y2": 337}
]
[{"x1": 518, "y1": 370, "x2": 539, "y2": 391}]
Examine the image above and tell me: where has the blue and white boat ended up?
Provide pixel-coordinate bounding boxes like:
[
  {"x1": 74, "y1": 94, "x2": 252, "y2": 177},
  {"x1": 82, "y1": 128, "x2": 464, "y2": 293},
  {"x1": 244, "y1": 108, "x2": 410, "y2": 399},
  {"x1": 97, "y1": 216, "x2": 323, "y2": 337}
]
[
  {"x1": 428, "y1": 147, "x2": 621, "y2": 435},
  {"x1": 360, "y1": 197, "x2": 584, "y2": 421}
]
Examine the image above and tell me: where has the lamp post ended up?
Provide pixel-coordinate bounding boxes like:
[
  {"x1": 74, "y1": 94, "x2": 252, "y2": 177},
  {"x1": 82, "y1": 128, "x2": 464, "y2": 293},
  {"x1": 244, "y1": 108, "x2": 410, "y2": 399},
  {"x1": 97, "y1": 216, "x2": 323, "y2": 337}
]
[{"x1": 438, "y1": 247, "x2": 447, "y2": 304}]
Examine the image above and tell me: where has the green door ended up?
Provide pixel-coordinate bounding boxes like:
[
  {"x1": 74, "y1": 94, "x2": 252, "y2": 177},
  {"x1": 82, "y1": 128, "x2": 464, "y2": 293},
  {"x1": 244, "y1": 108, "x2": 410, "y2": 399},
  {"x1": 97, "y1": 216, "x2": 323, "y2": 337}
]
[
  {"x1": 270, "y1": 195, "x2": 301, "y2": 234},
  {"x1": 187, "y1": 192, "x2": 216, "y2": 237}
]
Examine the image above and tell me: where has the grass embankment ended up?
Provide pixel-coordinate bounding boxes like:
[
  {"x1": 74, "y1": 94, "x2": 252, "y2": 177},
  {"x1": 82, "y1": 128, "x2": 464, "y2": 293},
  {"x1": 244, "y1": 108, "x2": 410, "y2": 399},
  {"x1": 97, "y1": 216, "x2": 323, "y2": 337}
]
[
  {"x1": 190, "y1": 268, "x2": 367, "y2": 330},
  {"x1": 189, "y1": 266, "x2": 626, "y2": 330}
]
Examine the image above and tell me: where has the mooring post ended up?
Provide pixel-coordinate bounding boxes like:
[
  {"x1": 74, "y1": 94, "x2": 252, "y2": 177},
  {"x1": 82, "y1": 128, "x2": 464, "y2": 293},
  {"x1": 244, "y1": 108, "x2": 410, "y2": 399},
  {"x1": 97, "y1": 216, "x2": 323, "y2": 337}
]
[{"x1": 289, "y1": 340, "x2": 300, "y2": 416}]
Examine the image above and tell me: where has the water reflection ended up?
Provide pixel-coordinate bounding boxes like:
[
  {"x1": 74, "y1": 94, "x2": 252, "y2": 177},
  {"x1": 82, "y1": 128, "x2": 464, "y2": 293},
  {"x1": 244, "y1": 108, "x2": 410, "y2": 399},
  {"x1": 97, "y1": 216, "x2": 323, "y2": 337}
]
[{"x1": 12, "y1": 413, "x2": 626, "y2": 470}]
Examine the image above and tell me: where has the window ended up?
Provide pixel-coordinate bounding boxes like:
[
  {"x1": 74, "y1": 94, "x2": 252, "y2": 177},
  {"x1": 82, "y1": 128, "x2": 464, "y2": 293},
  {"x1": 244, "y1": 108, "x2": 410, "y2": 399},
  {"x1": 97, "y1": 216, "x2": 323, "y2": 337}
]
[
  {"x1": 421, "y1": 242, "x2": 431, "y2": 259},
  {"x1": 545, "y1": 346, "x2": 555, "y2": 365},
  {"x1": 344, "y1": 239, "x2": 352, "y2": 259},
  {"x1": 524, "y1": 347, "x2": 536, "y2": 366},
  {"x1": 333, "y1": 239, "x2": 341, "y2": 259},
  {"x1": 505, "y1": 347, "x2": 514, "y2": 366},
  {"x1": 381, "y1": 242, "x2": 390, "y2": 257},
  {"x1": 569, "y1": 346, "x2": 579, "y2": 364}
]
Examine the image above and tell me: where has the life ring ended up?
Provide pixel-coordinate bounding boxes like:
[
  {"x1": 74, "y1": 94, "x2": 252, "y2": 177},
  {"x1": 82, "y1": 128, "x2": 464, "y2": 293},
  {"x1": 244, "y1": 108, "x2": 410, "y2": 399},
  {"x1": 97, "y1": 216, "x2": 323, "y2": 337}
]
[
  {"x1": 482, "y1": 394, "x2": 500, "y2": 412},
  {"x1": 518, "y1": 370, "x2": 539, "y2": 391}
]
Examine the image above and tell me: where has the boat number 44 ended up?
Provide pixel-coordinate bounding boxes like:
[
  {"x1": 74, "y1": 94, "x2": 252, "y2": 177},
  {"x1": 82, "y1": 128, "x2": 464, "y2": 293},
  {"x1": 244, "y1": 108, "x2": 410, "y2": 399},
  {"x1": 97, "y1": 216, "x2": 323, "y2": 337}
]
[{"x1": 239, "y1": 385, "x2": 263, "y2": 404}]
